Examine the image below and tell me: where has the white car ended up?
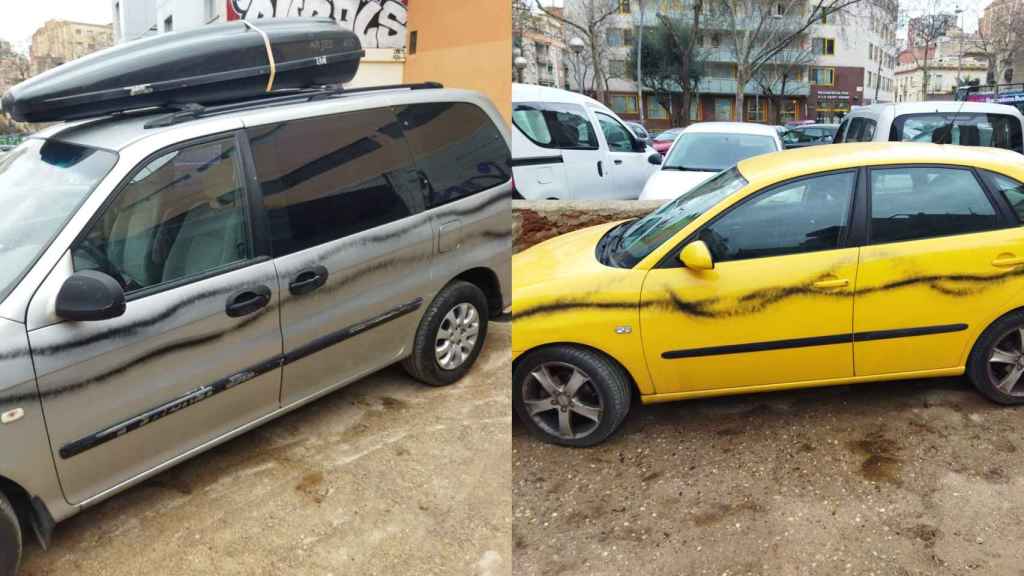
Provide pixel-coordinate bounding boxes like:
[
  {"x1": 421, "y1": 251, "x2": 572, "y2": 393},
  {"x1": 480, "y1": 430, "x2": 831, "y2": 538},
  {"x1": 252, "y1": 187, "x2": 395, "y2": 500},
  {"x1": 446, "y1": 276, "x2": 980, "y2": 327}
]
[
  {"x1": 511, "y1": 83, "x2": 662, "y2": 200},
  {"x1": 832, "y1": 101, "x2": 1024, "y2": 153},
  {"x1": 638, "y1": 122, "x2": 782, "y2": 201}
]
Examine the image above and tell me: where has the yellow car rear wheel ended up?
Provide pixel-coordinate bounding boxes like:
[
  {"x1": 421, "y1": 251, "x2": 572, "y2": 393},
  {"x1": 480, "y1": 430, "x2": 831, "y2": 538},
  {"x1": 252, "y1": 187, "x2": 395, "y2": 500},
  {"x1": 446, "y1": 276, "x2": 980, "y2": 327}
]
[{"x1": 968, "y1": 310, "x2": 1024, "y2": 405}]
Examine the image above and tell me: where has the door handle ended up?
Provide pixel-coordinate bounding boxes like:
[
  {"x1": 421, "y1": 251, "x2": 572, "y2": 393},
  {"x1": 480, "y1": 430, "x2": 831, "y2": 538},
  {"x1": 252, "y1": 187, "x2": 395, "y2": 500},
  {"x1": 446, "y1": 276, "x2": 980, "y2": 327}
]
[
  {"x1": 614, "y1": 159, "x2": 623, "y2": 165},
  {"x1": 812, "y1": 278, "x2": 849, "y2": 289},
  {"x1": 597, "y1": 160, "x2": 603, "y2": 177},
  {"x1": 992, "y1": 256, "x2": 1024, "y2": 268},
  {"x1": 226, "y1": 286, "x2": 271, "y2": 318},
  {"x1": 288, "y1": 266, "x2": 329, "y2": 295}
]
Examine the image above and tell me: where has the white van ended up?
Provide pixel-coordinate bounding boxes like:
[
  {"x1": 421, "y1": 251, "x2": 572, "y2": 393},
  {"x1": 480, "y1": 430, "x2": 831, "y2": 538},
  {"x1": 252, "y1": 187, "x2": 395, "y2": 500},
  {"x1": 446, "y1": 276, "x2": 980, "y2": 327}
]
[
  {"x1": 833, "y1": 101, "x2": 1024, "y2": 153},
  {"x1": 511, "y1": 83, "x2": 662, "y2": 200}
]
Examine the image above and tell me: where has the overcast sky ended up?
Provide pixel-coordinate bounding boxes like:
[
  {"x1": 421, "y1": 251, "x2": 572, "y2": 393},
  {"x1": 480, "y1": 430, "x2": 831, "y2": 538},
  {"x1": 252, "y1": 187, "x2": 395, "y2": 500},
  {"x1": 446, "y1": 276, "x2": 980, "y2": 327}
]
[{"x1": 0, "y1": 0, "x2": 112, "y2": 50}]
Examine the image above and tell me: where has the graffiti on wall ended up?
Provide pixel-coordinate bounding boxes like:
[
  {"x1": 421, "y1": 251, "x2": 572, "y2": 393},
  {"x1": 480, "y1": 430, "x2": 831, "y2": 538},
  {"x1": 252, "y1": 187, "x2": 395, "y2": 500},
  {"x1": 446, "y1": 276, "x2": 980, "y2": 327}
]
[{"x1": 227, "y1": 0, "x2": 408, "y2": 49}]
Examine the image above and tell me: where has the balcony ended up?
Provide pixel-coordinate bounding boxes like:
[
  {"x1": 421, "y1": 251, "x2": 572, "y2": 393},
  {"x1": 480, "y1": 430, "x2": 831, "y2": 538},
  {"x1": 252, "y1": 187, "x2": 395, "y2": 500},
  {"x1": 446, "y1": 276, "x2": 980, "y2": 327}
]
[
  {"x1": 696, "y1": 77, "x2": 810, "y2": 96},
  {"x1": 700, "y1": 48, "x2": 812, "y2": 65}
]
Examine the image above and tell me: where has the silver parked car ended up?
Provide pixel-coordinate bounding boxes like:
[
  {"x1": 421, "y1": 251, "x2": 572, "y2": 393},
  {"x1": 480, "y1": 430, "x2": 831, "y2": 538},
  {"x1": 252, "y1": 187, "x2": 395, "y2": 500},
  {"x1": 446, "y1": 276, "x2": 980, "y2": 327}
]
[{"x1": 0, "y1": 85, "x2": 511, "y2": 572}]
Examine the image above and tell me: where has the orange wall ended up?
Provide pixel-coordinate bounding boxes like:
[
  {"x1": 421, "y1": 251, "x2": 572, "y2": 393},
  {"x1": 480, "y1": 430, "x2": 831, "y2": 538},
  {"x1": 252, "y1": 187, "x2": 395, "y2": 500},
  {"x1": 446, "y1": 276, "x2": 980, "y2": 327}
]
[{"x1": 403, "y1": 0, "x2": 512, "y2": 125}]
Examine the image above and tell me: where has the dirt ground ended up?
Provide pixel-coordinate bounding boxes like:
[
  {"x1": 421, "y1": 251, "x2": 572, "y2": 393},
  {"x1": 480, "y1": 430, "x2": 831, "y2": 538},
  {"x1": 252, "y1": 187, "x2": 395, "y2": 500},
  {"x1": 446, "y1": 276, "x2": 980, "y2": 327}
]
[
  {"x1": 21, "y1": 322, "x2": 512, "y2": 576},
  {"x1": 513, "y1": 376, "x2": 1024, "y2": 576}
]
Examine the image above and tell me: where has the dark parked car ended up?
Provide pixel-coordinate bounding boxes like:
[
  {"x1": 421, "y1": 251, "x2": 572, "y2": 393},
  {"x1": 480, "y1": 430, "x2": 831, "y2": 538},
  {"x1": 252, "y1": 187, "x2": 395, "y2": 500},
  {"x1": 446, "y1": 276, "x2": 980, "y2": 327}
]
[
  {"x1": 626, "y1": 121, "x2": 653, "y2": 146},
  {"x1": 781, "y1": 123, "x2": 838, "y2": 149}
]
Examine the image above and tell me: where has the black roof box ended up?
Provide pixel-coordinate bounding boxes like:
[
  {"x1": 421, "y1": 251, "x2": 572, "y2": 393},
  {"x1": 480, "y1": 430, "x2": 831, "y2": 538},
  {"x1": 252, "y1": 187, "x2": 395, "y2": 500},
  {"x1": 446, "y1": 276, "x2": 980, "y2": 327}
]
[{"x1": 1, "y1": 18, "x2": 363, "y2": 123}]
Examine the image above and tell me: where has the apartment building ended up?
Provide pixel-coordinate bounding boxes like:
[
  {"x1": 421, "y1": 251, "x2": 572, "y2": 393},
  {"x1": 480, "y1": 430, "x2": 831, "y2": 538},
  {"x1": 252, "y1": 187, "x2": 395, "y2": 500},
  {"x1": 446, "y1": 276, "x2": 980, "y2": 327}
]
[
  {"x1": 586, "y1": 0, "x2": 897, "y2": 130},
  {"x1": 808, "y1": 0, "x2": 897, "y2": 121},
  {"x1": 29, "y1": 20, "x2": 114, "y2": 76},
  {"x1": 515, "y1": 7, "x2": 569, "y2": 89},
  {"x1": 979, "y1": 0, "x2": 1023, "y2": 83}
]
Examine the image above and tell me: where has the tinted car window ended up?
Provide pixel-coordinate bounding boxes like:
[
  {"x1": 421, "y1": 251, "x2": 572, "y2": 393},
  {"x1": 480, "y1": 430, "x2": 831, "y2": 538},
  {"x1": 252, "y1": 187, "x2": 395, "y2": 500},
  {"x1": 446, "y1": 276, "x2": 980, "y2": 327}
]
[
  {"x1": 248, "y1": 108, "x2": 420, "y2": 257},
  {"x1": 512, "y1": 102, "x2": 599, "y2": 150},
  {"x1": 893, "y1": 113, "x2": 1024, "y2": 152},
  {"x1": 869, "y1": 167, "x2": 1000, "y2": 244},
  {"x1": 397, "y1": 102, "x2": 511, "y2": 208},
  {"x1": 612, "y1": 168, "x2": 748, "y2": 268},
  {"x1": 698, "y1": 171, "x2": 855, "y2": 261},
  {"x1": 987, "y1": 171, "x2": 1024, "y2": 222},
  {"x1": 596, "y1": 112, "x2": 636, "y2": 152},
  {"x1": 845, "y1": 118, "x2": 876, "y2": 142},
  {"x1": 74, "y1": 138, "x2": 249, "y2": 292}
]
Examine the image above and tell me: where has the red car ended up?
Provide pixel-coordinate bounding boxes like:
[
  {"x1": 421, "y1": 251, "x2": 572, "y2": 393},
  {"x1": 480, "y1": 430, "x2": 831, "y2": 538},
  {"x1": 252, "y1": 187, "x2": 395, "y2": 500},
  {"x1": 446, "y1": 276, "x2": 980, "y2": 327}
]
[{"x1": 651, "y1": 127, "x2": 683, "y2": 155}]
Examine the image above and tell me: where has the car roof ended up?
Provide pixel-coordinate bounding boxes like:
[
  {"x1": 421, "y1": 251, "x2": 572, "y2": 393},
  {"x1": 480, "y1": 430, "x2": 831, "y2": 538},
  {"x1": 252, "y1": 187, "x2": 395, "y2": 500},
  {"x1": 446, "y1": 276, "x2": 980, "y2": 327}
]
[
  {"x1": 793, "y1": 123, "x2": 838, "y2": 129},
  {"x1": 850, "y1": 100, "x2": 1024, "y2": 119},
  {"x1": 737, "y1": 142, "x2": 1024, "y2": 187},
  {"x1": 32, "y1": 87, "x2": 489, "y2": 153},
  {"x1": 681, "y1": 121, "x2": 779, "y2": 136},
  {"x1": 512, "y1": 82, "x2": 608, "y2": 109}
]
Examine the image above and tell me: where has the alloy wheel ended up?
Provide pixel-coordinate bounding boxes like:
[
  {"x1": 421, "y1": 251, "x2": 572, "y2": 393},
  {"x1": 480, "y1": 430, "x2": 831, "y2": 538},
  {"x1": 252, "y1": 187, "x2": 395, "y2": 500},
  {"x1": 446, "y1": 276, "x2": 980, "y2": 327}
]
[
  {"x1": 987, "y1": 326, "x2": 1024, "y2": 397},
  {"x1": 435, "y1": 302, "x2": 480, "y2": 370},
  {"x1": 521, "y1": 361, "x2": 604, "y2": 440}
]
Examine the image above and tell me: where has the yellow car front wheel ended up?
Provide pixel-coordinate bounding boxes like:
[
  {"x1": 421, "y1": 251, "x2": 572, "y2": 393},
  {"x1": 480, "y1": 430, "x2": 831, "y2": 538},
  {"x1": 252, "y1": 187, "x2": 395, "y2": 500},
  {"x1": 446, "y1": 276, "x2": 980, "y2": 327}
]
[{"x1": 513, "y1": 346, "x2": 632, "y2": 447}]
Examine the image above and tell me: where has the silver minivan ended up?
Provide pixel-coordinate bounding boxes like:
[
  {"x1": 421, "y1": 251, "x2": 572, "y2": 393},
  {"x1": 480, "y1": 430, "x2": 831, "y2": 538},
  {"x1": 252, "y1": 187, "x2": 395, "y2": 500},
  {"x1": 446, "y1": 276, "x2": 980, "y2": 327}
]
[{"x1": 0, "y1": 85, "x2": 511, "y2": 572}]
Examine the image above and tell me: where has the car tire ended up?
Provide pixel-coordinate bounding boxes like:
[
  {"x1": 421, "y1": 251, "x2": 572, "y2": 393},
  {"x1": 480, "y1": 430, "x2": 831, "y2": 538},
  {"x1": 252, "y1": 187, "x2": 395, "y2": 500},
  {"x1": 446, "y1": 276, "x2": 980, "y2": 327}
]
[
  {"x1": 402, "y1": 280, "x2": 489, "y2": 387},
  {"x1": 967, "y1": 310, "x2": 1024, "y2": 405},
  {"x1": 0, "y1": 493, "x2": 21, "y2": 576},
  {"x1": 513, "y1": 345, "x2": 631, "y2": 447}
]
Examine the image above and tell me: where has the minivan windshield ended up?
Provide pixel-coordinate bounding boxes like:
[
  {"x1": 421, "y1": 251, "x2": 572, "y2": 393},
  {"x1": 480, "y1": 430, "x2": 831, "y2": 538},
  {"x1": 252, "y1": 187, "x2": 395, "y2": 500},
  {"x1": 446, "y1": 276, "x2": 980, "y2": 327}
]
[
  {"x1": 0, "y1": 139, "x2": 117, "y2": 302},
  {"x1": 663, "y1": 132, "x2": 777, "y2": 172},
  {"x1": 604, "y1": 167, "x2": 748, "y2": 267}
]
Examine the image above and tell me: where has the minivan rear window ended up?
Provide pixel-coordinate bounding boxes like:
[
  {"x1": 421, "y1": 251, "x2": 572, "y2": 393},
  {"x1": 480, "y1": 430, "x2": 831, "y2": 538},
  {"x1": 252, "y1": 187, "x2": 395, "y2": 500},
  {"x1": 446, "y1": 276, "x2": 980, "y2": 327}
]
[
  {"x1": 892, "y1": 113, "x2": 1024, "y2": 152},
  {"x1": 396, "y1": 102, "x2": 511, "y2": 208}
]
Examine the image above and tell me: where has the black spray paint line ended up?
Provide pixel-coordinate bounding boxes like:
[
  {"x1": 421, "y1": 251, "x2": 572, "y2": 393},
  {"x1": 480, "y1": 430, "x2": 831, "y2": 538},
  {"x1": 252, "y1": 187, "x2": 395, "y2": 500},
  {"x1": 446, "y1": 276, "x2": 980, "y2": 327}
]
[
  {"x1": 58, "y1": 298, "x2": 423, "y2": 460},
  {"x1": 513, "y1": 266, "x2": 1024, "y2": 322},
  {"x1": 31, "y1": 272, "x2": 280, "y2": 357},
  {"x1": 314, "y1": 188, "x2": 511, "y2": 262},
  {"x1": 0, "y1": 305, "x2": 277, "y2": 406}
]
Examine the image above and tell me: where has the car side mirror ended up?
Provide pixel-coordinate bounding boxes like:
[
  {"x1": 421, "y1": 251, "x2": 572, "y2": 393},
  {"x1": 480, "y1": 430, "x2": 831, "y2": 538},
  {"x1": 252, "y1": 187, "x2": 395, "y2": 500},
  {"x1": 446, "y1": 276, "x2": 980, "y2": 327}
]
[
  {"x1": 678, "y1": 240, "x2": 714, "y2": 270},
  {"x1": 55, "y1": 270, "x2": 126, "y2": 321},
  {"x1": 648, "y1": 152, "x2": 662, "y2": 165},
  {"x1": 822, "y1": 135, "x2": 834, "y2": 143}
]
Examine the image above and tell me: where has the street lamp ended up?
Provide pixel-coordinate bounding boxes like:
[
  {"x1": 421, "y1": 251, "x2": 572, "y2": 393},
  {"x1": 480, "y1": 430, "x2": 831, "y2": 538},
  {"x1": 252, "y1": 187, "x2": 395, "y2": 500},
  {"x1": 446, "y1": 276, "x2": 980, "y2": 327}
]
[
  {"x1": 569, "y1": 37, "x2": 585, "y2": 93},
  {"x1": 514, "y1": 55, "x2": 528, "y2": 83}
]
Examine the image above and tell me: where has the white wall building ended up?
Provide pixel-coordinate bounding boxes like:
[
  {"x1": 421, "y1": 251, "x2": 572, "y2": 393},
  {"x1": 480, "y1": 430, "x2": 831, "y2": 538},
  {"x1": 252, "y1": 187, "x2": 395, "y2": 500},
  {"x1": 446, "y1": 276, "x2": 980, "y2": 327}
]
[{"x1": 808, "y1": 0, "x2": 898, "y2": 105}]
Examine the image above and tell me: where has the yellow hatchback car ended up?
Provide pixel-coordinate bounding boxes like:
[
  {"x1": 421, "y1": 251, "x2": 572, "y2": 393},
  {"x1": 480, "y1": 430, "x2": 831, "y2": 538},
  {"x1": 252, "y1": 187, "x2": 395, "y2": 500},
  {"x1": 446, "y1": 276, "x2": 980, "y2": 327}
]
[{"x1": 512, "y1": 142, "x2": 1024, "y2": 446}]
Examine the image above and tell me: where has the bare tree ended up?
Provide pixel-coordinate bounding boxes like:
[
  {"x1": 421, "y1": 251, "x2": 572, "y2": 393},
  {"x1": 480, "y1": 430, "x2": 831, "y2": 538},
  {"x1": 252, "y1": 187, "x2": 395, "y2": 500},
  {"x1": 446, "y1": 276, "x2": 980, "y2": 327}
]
[
  {"x1": 630, "y1": 14, "x2": 706, "y2": 125},
  {"x1": 753, "y1": 38, "x2": 814, "y2": 124},
  {"x1": 537, "y1": 0, "x2": 620, "y2": 102},
  {"x1": 709, "y1": 0, "x2": 868, "y2": 117},
  {"x1": 902, "y1": 0, "x2": 956, "y2": 99},
  {"x1": 657, "y1": 2, "x2": 705, "y2": 125},
  {"x1": 974, "y1": 0, "x2": 1024, "y2": 85}
]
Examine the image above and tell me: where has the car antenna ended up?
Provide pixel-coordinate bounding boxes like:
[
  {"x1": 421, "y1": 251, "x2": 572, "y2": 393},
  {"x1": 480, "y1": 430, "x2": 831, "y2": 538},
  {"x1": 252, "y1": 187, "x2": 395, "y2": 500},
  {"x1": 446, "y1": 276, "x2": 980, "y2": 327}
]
[{"x1": 944, "y1": 82, "x2": 977, "y2": 144}]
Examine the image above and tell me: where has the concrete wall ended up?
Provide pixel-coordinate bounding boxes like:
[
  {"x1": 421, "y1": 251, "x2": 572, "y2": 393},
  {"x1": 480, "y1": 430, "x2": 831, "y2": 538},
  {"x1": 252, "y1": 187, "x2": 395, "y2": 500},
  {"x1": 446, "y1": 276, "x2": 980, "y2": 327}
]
[
  {"x1": 403, "y1": 0, "x2": 512, "y2": 125},
  {"x1": 513, "y1": 200, "x2": 663, "y2": 253}
]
